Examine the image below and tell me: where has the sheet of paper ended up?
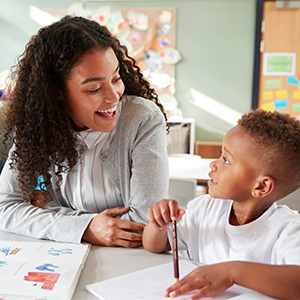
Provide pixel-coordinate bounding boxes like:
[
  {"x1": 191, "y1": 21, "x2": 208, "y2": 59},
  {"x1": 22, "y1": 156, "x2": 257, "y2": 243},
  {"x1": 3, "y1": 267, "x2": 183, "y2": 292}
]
[
  {"x1": 0, "y1": 240, "x2": 90, "y2": 300},
  {"x1": 86, "y1": 260, "x2": 273, "y2": 300}
]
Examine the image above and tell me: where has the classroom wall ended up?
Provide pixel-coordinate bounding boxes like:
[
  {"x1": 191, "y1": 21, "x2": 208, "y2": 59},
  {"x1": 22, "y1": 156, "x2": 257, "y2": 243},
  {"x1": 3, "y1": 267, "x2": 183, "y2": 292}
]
[{"x1": 0, "y1": 0, "x2": 256, "y2": 142}]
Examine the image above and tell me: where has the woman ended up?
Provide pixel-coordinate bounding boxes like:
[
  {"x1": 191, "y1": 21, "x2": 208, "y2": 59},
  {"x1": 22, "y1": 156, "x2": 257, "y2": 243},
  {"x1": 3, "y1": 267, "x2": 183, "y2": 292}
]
[{"x1": 0, "y1": 16, "x2": 169, "y2": 247}]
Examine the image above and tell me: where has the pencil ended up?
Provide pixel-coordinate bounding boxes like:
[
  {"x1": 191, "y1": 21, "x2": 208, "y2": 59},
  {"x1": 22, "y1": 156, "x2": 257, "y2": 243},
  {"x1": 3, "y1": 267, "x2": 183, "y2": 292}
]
[{"x1": 172, "y1": 220, "x2": 179, "y2": 282}]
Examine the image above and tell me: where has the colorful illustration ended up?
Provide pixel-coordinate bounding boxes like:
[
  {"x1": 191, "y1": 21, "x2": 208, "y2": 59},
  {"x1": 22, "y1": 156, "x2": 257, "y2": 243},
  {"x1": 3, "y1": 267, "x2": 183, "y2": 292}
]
[
  {"x1": 10, "y1": 248, "x2": 22, "y2": 255},
  {"x1": 126, "y1": 10, "x2": 149, "y2": 31},
  {"x1": 0, "y1": 247, "x2": 10, "y2": 256},
  {"x1": 158, "y1": 10, "x2": 172, "y2": 24},
  {"x1": 36, "y1": 263, "x2": 59, "y2": 272},
  {"x1": 49, "y1": 5, "x2": 180, "y2": 96},
  {"x1": 151, "y1": 35, "x2": 172, "y2": 51},
  {"x1": 24, "y1": 272, "x2": 60, "y2": 290},
  {"x1": 0, "y1": 261, "x2": 7, "y2": 267},
  {"x1": 0, "y1": 247, "x2": 22, "y2": 256},
  {"x1": 0, "y1": 240, "x2": 90, "y2": 299},
  {"x1": 48, "y1": 247, "x2": 73, "y2": 256},
  {"x1": 160, "y1": 48, "x2": 182, "y2": 65},
  {"x1": 95, "y1": 6, "x2": 111, "y2": 25}
]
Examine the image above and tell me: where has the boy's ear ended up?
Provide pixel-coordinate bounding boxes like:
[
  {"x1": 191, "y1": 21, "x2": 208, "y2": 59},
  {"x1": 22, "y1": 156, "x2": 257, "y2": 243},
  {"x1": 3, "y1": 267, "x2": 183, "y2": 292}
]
[{"x1": 252, "y1": 176, "x2": 275, "y2": 198}]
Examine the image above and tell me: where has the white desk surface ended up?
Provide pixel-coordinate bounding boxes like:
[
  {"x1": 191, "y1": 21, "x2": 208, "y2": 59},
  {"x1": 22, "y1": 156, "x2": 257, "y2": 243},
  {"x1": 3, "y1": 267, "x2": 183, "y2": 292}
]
[
  {"x1": 168, "y1": 155, "x2": 214, "y2": 181},
  {"x1": 0, "y1": 230, "x2": 174, "y2": 300},
  {"x1": 0, "y1": 230, "x2": 278, "y2": 300}
]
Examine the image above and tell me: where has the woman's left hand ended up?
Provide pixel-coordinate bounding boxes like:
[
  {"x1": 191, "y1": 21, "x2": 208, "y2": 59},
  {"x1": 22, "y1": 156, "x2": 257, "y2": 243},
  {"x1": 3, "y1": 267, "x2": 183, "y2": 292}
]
[{"x1": 82, "y1": 206, "x2": 144, "y2": 247}]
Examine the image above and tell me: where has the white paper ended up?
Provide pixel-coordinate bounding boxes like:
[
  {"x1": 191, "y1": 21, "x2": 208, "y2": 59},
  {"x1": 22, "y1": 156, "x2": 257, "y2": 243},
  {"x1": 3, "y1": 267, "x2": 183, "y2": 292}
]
[
  {"x1": 0, "y1": 240, "x2": 90, "y2": 300},
  {"x1": 86, "y1": 260, "x2": 276, "y2": 300}
]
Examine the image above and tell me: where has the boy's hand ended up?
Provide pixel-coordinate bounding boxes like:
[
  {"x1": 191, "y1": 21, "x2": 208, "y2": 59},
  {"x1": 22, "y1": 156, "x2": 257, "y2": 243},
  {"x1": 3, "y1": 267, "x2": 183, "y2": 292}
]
[
  {"x1": 163, "y1": 263, "x2": 234, "y2": 300},
  {"x1": 146, "y1": 199, "x2": 185, "y2": 230}
]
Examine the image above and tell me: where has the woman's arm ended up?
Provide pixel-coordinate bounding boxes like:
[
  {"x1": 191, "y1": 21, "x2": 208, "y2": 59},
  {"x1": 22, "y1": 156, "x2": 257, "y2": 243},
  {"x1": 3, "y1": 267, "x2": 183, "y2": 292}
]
[{"x1": 0, "y1": 155, "x2": 97, "y2": 243}]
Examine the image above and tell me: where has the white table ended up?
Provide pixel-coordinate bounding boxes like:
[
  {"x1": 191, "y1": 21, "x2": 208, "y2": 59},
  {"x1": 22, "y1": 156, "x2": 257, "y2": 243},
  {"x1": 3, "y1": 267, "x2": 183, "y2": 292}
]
[
  {"x1": 0, "y1": 230, "x2": 278, "y2": 300},
  {"x1": 0, "y1": 230, "x2": 174, "y2": 299}
]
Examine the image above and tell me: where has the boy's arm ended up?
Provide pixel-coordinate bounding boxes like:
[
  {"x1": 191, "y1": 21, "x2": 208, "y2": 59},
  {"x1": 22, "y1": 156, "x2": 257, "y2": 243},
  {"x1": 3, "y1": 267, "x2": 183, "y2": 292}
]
[
  {"x1": 142, "y1": 221, "x2": 170, "y2": 253},
  {"x1": 164, "y1": 261, "x2": 300, "y2": 300},
  {"x1": 142, "y1": 199, "x2": 185, "y2": 253},
  {"x1": 230, "y1": 261, "x2": 300, "y2": 300}
]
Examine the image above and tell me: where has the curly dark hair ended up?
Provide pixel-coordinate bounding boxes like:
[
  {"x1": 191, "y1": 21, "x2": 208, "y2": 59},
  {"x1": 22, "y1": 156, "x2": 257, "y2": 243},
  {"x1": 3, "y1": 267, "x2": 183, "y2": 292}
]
[
  {"x1": 238, "y1": 109, "x2": 300, "y2": 198},
  {"x1": 1, "y1": 15, "x2": 168, "y2": 202}
]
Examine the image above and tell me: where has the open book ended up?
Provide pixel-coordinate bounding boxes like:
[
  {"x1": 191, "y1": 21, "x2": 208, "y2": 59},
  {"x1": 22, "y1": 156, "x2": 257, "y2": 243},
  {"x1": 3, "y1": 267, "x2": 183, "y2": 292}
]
[
  {"x1": 0, "y1": 240, "x2": 90, "y2": 299},
  {"x1": 86, "y1": 260, "x2": 276, "y2": 300}
]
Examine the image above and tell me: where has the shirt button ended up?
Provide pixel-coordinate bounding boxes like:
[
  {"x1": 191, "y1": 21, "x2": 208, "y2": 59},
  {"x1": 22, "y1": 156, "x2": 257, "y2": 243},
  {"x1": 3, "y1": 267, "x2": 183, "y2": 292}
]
[{"x1": 101, "y1": 155, "x2": 107, "y2": 162}]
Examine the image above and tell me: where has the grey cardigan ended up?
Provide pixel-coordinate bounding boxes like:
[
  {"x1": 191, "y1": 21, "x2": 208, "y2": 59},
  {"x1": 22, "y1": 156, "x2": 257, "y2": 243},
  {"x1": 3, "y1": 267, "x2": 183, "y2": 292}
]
[{"x1": 0, "y1": 95, "x2": 169, "y2": 243}]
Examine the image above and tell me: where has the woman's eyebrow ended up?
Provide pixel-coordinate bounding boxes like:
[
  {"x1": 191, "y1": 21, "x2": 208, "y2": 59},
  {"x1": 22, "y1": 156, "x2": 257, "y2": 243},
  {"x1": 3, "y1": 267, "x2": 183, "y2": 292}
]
[{"x1": 81, "y1": 65, "x2": 120, "y2": 85}]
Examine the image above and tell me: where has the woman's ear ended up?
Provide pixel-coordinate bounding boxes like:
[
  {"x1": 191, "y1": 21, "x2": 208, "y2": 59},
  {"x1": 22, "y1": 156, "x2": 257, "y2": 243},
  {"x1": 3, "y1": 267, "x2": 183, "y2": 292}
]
[{"x1": 251, "y1": 176, "x2": 275, "y2": 198}]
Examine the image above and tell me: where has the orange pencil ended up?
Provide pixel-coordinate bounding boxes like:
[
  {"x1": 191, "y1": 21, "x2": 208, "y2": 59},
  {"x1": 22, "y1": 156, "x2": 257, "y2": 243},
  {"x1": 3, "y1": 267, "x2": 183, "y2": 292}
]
[{"x1": 172, "y1": 220, "x2": 179, "y2": 282}]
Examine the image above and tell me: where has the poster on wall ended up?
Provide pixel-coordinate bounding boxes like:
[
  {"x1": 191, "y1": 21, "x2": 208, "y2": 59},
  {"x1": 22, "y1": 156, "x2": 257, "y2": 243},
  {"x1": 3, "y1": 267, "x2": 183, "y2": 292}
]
[{"x1": 263, "y1": 52, "x2": 296, "y2": 76}]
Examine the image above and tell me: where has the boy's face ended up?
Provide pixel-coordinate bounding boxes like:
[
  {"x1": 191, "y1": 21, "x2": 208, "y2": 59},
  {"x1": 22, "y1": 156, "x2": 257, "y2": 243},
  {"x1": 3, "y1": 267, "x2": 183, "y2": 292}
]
[{"x1": 208, "y1": 125, "x2": 259, "y2": 202}]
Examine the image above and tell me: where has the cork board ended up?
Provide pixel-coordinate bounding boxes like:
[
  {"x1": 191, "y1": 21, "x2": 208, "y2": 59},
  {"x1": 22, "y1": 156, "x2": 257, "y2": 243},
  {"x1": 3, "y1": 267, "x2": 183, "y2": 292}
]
[{"x1": 253, "y1": 1, "x2": 300, "y2": 120}]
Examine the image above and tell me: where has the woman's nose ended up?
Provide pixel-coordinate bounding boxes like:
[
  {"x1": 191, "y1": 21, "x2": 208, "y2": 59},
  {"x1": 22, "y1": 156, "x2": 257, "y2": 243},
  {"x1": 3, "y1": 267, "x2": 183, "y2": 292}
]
[{"x1": 104, "y1": 85, "x2": 120, "y2": 102}]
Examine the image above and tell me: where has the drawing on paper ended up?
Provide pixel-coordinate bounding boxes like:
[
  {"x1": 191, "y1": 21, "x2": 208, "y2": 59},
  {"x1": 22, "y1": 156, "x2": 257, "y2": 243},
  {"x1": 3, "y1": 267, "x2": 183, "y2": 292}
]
[
  {"x1": 36, "y1": 263, "x2": 59, "y2": 272},
  {"x1": 47, "y1": 247, "x2": 73, "y2": 256},
  {"x1": 0, "y1": 261, "x2": 7, "y2": 267},
  {"x1": 0, "y1": 247, "x2": 22, "y2": 256},
  {"x1": 24, "y1": 272, "x2": 60, "y2": 290}
]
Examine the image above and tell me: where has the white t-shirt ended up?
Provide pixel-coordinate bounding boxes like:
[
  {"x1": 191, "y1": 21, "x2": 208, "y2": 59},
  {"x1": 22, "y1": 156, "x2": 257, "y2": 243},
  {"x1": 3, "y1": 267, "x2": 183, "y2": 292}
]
[{"x1": 170, "y1": 195, "x2": 300, "y2": 266}]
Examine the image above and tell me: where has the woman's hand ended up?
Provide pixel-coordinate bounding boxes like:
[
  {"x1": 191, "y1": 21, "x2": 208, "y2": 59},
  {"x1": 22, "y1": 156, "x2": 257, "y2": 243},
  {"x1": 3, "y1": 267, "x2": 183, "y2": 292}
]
[
  {"x1": 163, "y1": 263, "x2": 234, "y2": 300},
  {"x1": 82, "y1": 206, "x2": 144, "y2": 247}
]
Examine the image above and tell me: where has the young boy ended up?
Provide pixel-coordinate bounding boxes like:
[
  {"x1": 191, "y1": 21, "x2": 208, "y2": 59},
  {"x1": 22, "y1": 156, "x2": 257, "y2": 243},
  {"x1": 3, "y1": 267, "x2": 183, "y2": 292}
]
[{"x1": 143, "y1": 109, "x2": 300, "y2": 300}]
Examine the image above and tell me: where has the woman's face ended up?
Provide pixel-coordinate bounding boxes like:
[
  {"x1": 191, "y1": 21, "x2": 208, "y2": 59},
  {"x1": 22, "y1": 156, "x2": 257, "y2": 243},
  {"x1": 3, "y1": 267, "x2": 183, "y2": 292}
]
[{"x1": 63, "y1": 47, "x2": 125, "y2": 132}]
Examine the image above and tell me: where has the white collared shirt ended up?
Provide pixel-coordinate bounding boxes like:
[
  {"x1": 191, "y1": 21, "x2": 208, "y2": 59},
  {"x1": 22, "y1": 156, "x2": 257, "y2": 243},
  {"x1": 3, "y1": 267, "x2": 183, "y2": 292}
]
[{"x1": 59, "y1": 103, "x2": 123, "y2": 213}]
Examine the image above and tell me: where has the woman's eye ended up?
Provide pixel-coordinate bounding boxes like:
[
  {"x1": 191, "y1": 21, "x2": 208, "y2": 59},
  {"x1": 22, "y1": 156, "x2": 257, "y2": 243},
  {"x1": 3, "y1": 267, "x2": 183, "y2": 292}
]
[
  {"x1": 88, "y1": 87, "x2": 101, "y2": 94},
  {"x1": 113, "y1": 77, "x2": 122, "y2": 83}
]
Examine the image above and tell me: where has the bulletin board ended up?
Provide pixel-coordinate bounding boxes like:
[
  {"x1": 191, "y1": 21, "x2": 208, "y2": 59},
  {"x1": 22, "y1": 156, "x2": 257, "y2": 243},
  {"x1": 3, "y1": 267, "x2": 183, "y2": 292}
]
[
  {"x1": 43, "y1": 4, "x2": 181, "y2": 97},
  {"x1": 252, "y1": 0, "x2": 300, "y2": 120}
]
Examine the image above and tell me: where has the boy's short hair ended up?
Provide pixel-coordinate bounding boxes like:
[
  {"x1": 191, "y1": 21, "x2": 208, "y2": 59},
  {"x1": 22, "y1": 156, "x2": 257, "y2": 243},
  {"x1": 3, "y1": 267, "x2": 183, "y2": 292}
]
[{"x1": 238, "y1": 109, "x2": 300, "y2": 198}]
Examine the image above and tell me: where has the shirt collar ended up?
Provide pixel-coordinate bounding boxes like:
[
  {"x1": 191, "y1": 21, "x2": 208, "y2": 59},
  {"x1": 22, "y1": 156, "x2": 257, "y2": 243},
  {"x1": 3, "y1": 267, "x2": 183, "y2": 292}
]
[{"x1": 78, "y1": 129, "x2": 109, "y2": 150}]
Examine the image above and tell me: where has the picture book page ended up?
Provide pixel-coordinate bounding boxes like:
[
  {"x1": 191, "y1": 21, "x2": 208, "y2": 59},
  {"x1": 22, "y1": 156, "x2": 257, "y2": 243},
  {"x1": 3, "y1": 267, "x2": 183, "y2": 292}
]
[{"x1": 0, "y1": 240, "x2": 90, "y2": 300}]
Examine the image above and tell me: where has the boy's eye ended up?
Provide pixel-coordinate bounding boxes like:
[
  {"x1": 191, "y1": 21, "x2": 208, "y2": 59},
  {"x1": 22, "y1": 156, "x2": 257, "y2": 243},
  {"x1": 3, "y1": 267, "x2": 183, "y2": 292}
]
[
  {"x1": 220, "y1": 150, "x2": 229, "y2": 164},
  {"x1": 222, "y1": 156, "x2": 230, "y2": 164}
]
